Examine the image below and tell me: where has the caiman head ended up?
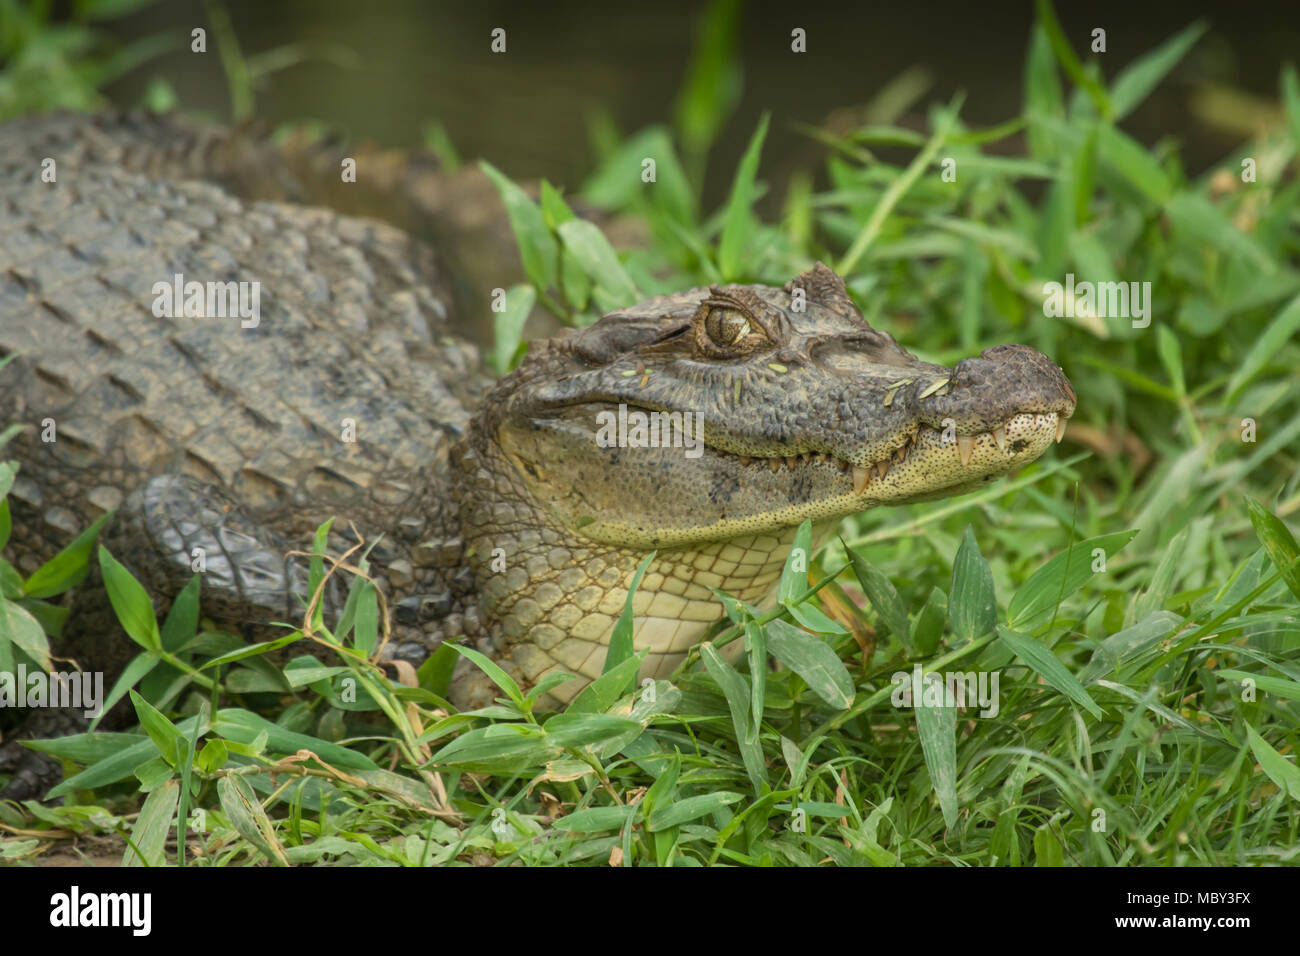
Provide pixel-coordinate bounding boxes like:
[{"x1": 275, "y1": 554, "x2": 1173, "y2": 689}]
[{"x1": 453, "y1": 263, "x2": 1075, "y2": 702}]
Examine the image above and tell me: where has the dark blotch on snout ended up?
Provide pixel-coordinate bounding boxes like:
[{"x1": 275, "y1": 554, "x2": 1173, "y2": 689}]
[{"x1": 924, "y1": 344, "x2": 1075, "y2": 431}]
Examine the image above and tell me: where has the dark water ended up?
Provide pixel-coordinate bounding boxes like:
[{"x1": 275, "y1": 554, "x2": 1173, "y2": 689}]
[{"x1": 104, "y1": 0, "x2": 1300, "y2": 205}]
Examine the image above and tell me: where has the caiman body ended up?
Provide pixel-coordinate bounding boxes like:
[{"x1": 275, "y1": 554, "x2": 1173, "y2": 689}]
[{"x1": 0, "y1": 113, "x2": 1075, "y2": 795}]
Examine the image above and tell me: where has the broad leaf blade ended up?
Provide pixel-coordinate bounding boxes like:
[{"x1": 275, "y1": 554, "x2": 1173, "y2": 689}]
[
  {"x1": 950, "y1": 526, "x2": 997, "y2": 643},
  {"x1": 998, "y1": 627, "x2": 1102, "y2": 719},
  {"x1": 765, "y1": 619, "x2": 854, "y2": 709}
]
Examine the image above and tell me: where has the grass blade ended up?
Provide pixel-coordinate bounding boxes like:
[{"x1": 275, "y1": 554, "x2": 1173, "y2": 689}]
[
  {"x1": 717, "y1": 112, "x2": 770, "y2": 281},
  {"x1": 997, "y1": 627, "x2": 1103, "y2": 719},
  {"x1": 1109, "y1": 21, "x2": 1207, "y2": 119},
  {"x1": 699, "y1": 641, "x2": 769, "y2": 792},
  {"x1": 913, "y1": 690, "x2": 959, "y2": 828},
  {"x1": 1245, "y1": 497, "x2": 1300, "y2": 602}
]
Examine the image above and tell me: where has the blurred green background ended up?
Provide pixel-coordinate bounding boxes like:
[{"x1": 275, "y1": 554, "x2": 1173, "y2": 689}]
[{"x1": 5, "y1": 0, "x2": 1299, "y2": 209}]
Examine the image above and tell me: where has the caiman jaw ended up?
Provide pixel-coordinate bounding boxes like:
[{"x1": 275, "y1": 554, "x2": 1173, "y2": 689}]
[{"x1": 723, "y1": 409, "x2": 1067, "y2": 501}]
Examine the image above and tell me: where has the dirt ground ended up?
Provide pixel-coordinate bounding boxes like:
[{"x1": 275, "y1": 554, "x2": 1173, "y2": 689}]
[{"x1": 16, "y1": 835, "x2": 126, "y2": 866}]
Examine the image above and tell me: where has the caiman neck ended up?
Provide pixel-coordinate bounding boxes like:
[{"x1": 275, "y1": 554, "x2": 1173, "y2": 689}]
[{"x1": 453, "y1": 433, "x2": 830, "y2": 703}]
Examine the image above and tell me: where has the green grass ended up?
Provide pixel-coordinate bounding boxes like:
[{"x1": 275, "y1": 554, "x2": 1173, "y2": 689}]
[
  {"x1": 0, "y1": 0, "x2": 181, "y2": 119},
  {"x1": 1, "y1": 3, "x2": 1299, "y2": 866}
]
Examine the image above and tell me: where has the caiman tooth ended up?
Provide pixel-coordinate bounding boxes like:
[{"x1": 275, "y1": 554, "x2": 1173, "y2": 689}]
[
  {"x1": 875, "y1": 460, "x2": 889, "y2": 480},
  {"x1": 1055, "y1": 418, "x2": 1067, "y2": 443},
  {"x1": 895, "y1": 444, "x2": 908, "y2": 463},
  {"x1": 957, "y1": 434, "x2": 975, "y2": 466},
  {"x1": 992, "y1": 427, "x2": 1007, "y2": 451},
  {"x1": 740, "y1": 456, "x2": 752, "y2": 466},
  {"x1": 770, "y1": 459, "x2": 780, "y2": 473},
  {"x1": 852, "y1": 466, "x2": 870, "y2": 494},
  {"x1": 785, "y1": 456, "x2": 798, "y2": 468}
]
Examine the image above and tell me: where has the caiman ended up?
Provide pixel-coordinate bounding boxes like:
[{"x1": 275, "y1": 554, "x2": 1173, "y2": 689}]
[{"x1": 0, "y1": 112, "x2": 1076, "y2": 799}]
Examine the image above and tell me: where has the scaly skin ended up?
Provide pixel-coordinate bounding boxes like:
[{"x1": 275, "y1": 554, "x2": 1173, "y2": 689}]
[{"x1": 0, "y1": 113, "x2": 1075, "y2": 796}]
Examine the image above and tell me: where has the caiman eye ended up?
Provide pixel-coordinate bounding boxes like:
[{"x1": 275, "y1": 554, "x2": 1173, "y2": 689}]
[{"x1": 704, "y1": 307, "x2": 757, "y2": 347}]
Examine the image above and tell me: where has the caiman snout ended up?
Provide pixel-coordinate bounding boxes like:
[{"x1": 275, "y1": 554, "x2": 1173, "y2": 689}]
[{"x1": 925, "y1": 343, "x2": 1075, "y2": 434}]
